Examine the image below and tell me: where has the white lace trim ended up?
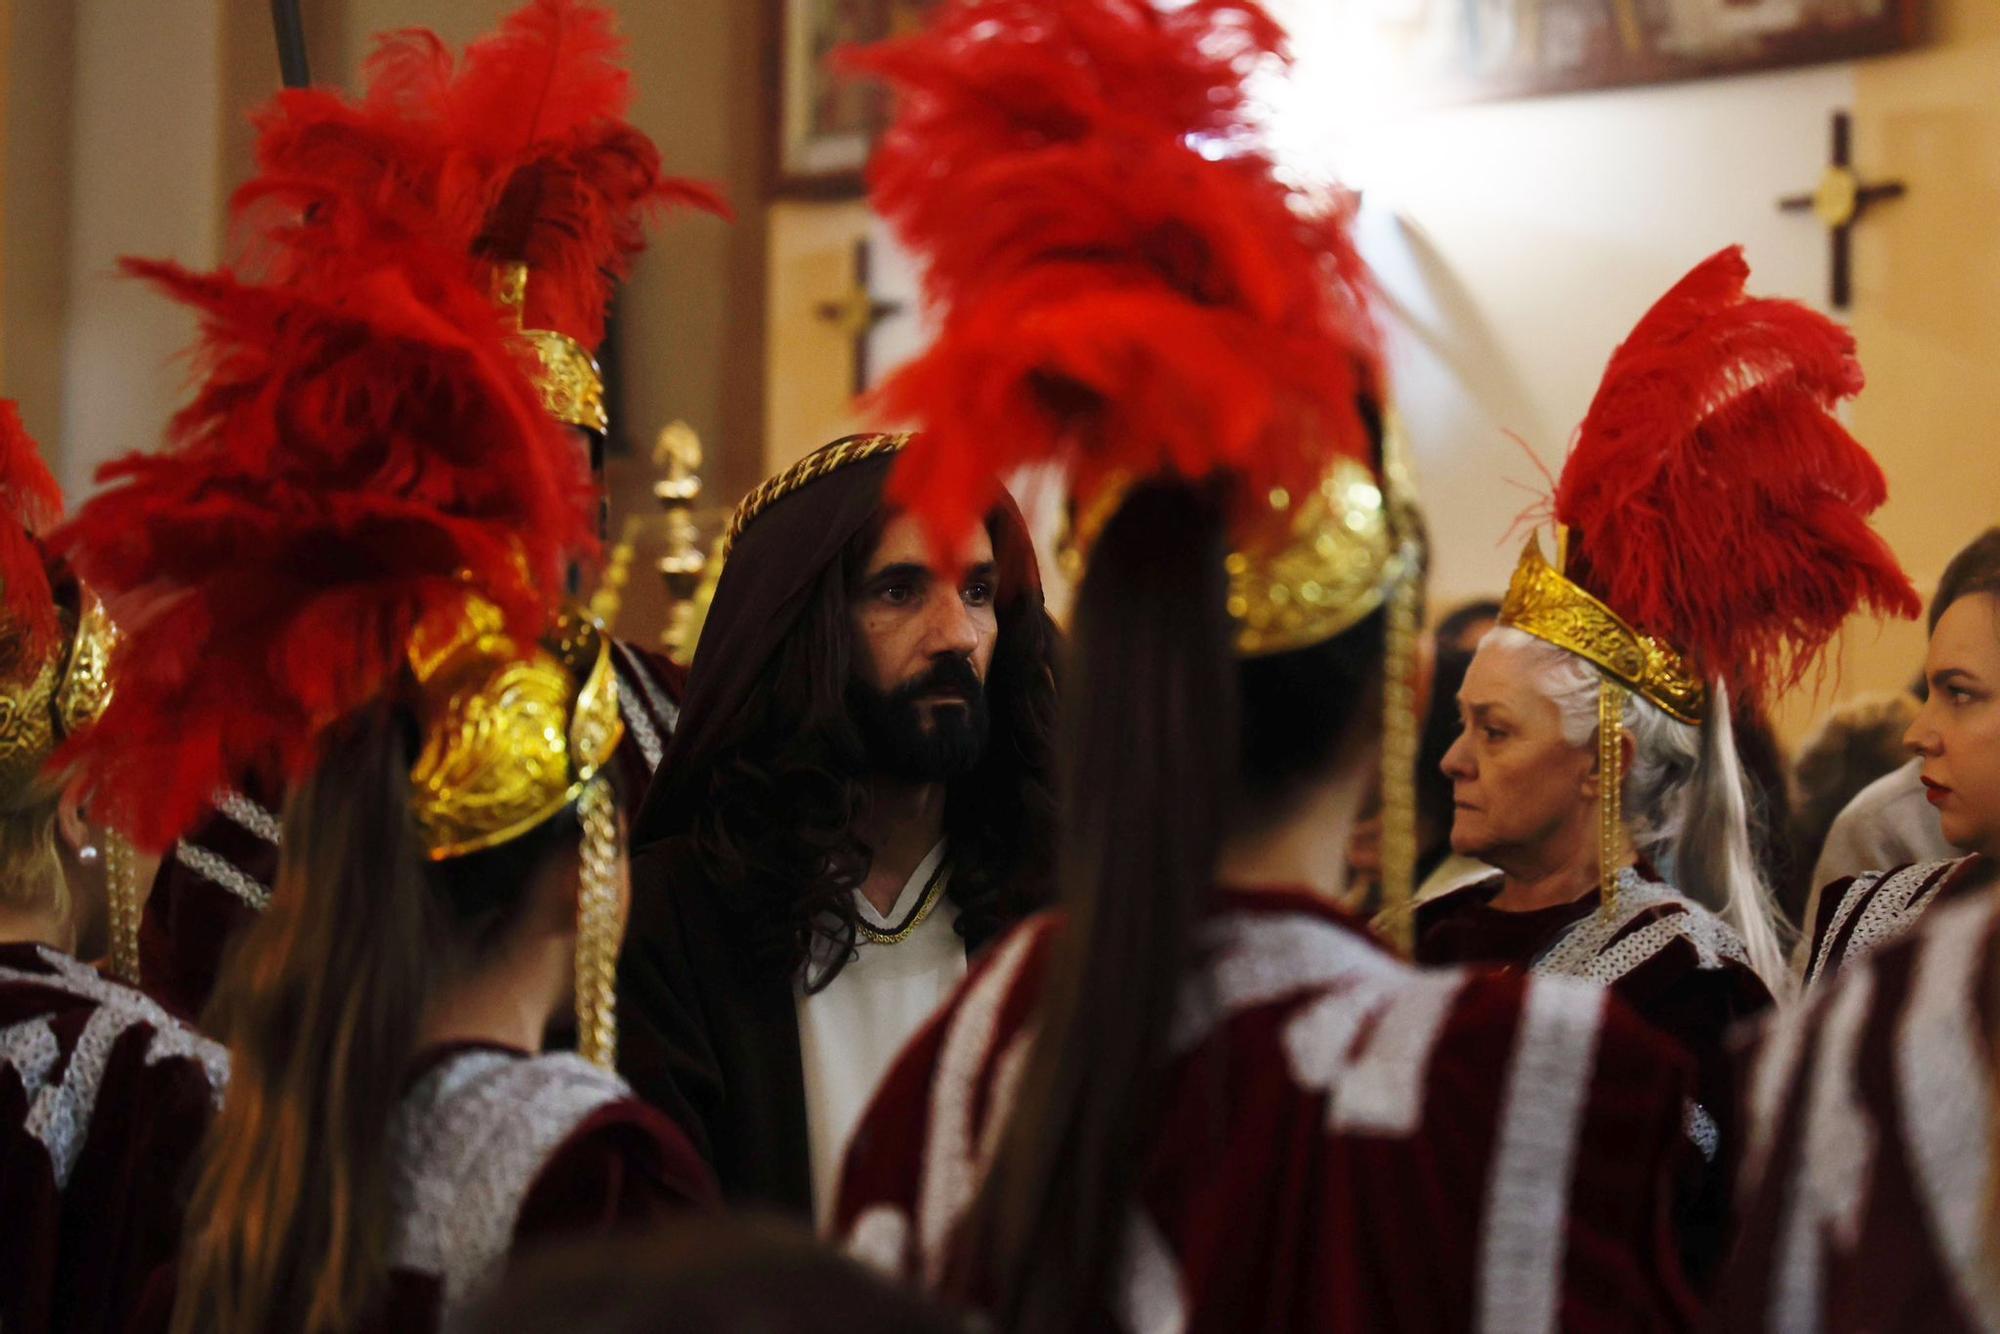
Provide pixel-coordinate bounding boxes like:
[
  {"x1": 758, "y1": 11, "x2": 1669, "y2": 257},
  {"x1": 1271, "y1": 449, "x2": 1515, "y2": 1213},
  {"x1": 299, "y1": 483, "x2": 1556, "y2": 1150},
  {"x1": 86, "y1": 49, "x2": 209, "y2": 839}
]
[
  {"x1": 1173, "y1": 910, "x2": 1402, "y2": 1055},
  {"x1": 212, "y1": 788, "x2": 281, "y2": 844},
  {"x1": 612, "y1": 639, "x2": 682, "y2": 734},
  {"x1": 174, "y1": 839, "x2": 272, "y2": 912},
  {"x1": 388, "y1": 1048, "x2": 632, "y2": 1311},
  {"x1": 1684, "y1": 1100, "x2": 1719, "y2": 1163},
  {"x1": 1809, "y1": 857, "x2": 1970, "y2": 986},
  {"x1": 610, "y1": 644, "x2": 669, "y2": 772},
  {"x1": 1532, "y1": 868, "x2": 1750, "y2": 986},
  {"x1": 915, "y1": 926, "x2": 1041, "y2": 1286},
  {"x1": 1770, "y1": 960, "x2": 1876, "y2": 1333},
  {"x1": 1894, "y1": 894, "x2": 2000, "y2": 1329},
  {"x1": 1478, "y1": 974, "x2": 1603, "y2": 1334},
  {"x1": 0, "y1": 946, "x2": 228, "y2": 1186}
]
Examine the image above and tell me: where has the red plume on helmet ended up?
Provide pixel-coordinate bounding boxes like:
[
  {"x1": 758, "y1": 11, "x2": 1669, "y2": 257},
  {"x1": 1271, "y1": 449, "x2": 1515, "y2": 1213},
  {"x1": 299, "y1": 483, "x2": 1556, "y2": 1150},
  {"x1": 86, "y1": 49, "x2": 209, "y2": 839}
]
[
  {"x1": 240, "y1": 0, "x2": 729, "y2": 354},
  {"x1": 0, "y1": 402, "x2": 65, "y2": 684},
  {"x1": 48, "y1": 238, "x2": 597, "y2": 855},
  {"x1": 46, "y1": 0, "x2": 728, "y2": 852},
  {"x1": 844, "y1": 0, "x2": 1380, "y2": 553},
  {"x1": 1555, "y1": 245, "x2": 1919, "y2": 707}
]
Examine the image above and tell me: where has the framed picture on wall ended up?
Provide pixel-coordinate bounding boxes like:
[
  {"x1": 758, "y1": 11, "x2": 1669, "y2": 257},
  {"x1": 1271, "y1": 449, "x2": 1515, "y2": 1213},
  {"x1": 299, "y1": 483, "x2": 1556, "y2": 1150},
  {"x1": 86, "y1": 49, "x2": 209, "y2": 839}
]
[
  {"x1": 771, "y1": 0, "x2": 935, "y2": 197},
  {"x1": 1365, "y1": 0, "x2": 1924, "y2": 104}
]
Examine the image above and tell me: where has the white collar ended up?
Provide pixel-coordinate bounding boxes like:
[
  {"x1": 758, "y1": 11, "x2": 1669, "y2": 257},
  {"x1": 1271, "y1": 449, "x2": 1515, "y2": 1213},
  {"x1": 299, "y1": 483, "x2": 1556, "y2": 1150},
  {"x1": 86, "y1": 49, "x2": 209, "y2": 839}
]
[{"x1": 857, "y1": 839, "x2": 950, "y2": 931}]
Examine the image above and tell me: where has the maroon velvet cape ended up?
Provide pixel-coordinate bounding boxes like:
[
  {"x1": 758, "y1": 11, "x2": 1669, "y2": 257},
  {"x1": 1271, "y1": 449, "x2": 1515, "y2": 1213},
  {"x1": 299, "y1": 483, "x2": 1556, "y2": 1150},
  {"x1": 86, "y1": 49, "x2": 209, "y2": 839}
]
[
  {"x1": 1416, "y1": 871, "x2": 1773, "y2": 1288},
  {"x1": 130, "y1": 1042, "x2": 715, "y2": 1334},
  {"x1": 1799, "y1": 854, "x2": 1989, "y2": 988},
  {"x1": 832, "y1": 887, "x2": 1699, "y2": 1332},
  {"x1": 0, "y1": 941, "x2": 227, "y2": 1334},
  {"x1": 1718, "y1": 886, "x2": 2000, "y2": 1332}
]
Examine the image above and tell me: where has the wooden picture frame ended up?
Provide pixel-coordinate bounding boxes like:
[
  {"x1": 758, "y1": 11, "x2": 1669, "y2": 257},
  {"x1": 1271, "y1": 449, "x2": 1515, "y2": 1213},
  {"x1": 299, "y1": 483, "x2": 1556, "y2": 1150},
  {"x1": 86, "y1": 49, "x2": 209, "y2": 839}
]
[
  {"x1": 770, "y1": 0, "x2": 933, "y2": 198},
  {"x1": 1372, "y1": 0, "x2": 1924, "y2": 105}
]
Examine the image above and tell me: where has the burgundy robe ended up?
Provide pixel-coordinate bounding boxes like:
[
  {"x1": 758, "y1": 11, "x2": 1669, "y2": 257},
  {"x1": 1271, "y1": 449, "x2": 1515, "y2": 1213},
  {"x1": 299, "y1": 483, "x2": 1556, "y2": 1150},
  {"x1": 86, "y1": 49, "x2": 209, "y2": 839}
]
[
  {"x1": 134, "y1": 1043, "x2": 716, "y2": 1334},
  {"x1": 1417, "y1": 869, "x2": 1772, "y2": 1285},
  {"x1": 0, "y1": 941, "x2": 227, "y2": 1334},
  {"x1": 137, "y1": 640, "x2": 686, "y2": 1019},
  {"x1": 831, "y1": 887, "x2": 1699, "y2": 1332},
  {"x1": 1799, "y1": 855, "x2": 1988, "y2": 987},
  {"x1": 1717, "y1": 888, "x2": 2000, "y2": 1332}
]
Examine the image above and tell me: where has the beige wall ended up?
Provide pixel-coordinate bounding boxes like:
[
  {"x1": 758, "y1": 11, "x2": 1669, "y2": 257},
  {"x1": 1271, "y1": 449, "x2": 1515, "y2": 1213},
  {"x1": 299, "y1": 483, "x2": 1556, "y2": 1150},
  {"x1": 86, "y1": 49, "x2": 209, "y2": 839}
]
[
  {"x1": 1829, "y1": 0, "x2": 2000, "y2": 727},
  {"x1": 2, "y1": 0, "x2": 76, "y2": 457},
  {"x1": 1266, "y1": 7, "x2": 1999, "y2": 737},
  {"x1": 763, "y1": 198, "x2": 871, "y2": 475},
  {"x1": 0, "y1": 0, "x2": 762, "y2": 532},
  {"x1": 56, "y1": 0, "x2": 237, "y2": 496}
]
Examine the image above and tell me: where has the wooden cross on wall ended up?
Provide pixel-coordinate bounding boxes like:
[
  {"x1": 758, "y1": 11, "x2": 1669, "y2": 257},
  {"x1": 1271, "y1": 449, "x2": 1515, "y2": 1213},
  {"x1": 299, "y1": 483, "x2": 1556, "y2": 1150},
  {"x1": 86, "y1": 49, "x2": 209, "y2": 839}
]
[
  {"x1": 1778, "y1": 110, "x2": 1906, "y2": 310},
  {"x1": 816, "y1": 239, "x2": 905, "y2": 397}
]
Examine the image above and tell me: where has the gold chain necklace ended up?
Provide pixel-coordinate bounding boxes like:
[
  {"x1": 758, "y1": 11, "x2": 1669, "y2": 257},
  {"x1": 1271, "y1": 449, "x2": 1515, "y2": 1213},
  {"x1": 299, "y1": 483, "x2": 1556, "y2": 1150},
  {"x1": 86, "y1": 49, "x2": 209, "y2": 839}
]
[{"x1": 857, "y1": 858, "x2": 950, "y2": 947}]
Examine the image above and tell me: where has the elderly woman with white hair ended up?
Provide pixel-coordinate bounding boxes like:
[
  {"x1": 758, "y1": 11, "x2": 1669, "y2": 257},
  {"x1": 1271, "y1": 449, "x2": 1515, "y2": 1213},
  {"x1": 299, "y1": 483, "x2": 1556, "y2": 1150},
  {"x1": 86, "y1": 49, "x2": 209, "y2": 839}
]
[{"x1": 1415, "y1": 246, "x2": 1919, "y2": 1285}]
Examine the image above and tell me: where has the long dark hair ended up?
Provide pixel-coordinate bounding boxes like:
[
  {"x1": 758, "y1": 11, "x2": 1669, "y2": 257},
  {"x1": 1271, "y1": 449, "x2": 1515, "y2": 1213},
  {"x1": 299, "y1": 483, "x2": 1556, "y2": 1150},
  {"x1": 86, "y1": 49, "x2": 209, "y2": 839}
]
[
  {"x1": 958, "y1": 478, "x2": 1386, "y2": 1331},
  {"x1": 171, "y1": 705, "x2": 582, "y2": 1334},
  {"x1": 685, "y1": 508, "x2": 1058, "y2": 990}
]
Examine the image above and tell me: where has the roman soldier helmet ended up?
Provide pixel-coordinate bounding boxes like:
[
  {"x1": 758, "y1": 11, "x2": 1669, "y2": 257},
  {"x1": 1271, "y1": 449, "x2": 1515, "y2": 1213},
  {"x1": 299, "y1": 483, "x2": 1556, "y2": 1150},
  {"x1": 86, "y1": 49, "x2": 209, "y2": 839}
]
[
  {"x1": 1496, "y1": 246, "x2": 1918, "y2": 918},
  {"x1": 845, "y1": 0, "x2": 1427, "y2": 945},
  {"x1": 0, "y1": 403, "x2": 129, "y2": 976},
  {"x1": 48, "y1": 0, "x2": 724, "y2": 1066}
]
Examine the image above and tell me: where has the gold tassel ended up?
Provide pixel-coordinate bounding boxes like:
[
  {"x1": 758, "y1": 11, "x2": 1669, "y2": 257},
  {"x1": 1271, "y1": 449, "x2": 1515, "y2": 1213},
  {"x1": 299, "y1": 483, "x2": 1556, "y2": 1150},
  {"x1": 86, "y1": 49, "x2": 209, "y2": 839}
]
[
  {"x1": 1597, "y1": 679, "x2": 1628, "y2": 919},
  {"x1": 105, "y1": 830, "x2": 142, "y2": 986},
  {"x1": 574, "y1": 776, "x2": 623, "y2": 1069},
  {"x1": 1375, "y1": 559, "x2": 1423, "y2": 957}
]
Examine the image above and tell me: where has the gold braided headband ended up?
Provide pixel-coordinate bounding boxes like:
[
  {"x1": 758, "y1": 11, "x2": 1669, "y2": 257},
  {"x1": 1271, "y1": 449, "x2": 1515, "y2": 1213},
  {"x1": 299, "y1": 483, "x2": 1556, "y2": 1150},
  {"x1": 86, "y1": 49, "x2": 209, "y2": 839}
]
[
  {"x1": 1497, "y1": 535, "x2": 1707, "y2": 724},
  {"x1": 496, "y1": 263, "x2": 609, "y2": 436},
  {"x1": 722, "y1": 433, "x2": 912, "y2": 558}
]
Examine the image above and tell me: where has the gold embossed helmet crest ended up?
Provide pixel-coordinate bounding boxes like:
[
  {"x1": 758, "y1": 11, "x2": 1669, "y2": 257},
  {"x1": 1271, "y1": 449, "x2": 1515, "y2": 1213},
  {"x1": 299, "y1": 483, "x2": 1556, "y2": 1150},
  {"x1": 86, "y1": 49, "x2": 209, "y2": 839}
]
[
  {"x1": 405, "y1": 595, "x2": 626, "y2": 1067},
  {"x1": 495, "y1": 263, "x2": 610, "y2": 436},
  {"x1": 406, "y1": 597, "x2": 623, "y2": 860},
  {"x1": 1062, "y1": 417, "x2": 1422, "y2": 663},
  {"x1": 1499, "y1": 534, "x2": 1707, "y2": 725}
]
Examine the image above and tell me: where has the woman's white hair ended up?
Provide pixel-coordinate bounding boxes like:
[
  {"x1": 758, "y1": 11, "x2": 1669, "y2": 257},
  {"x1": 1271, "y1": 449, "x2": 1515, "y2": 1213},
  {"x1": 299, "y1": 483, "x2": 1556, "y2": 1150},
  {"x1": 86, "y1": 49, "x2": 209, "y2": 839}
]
[{"x1": 1486, "y1": 626, "x2": 1792, "y2": 994}]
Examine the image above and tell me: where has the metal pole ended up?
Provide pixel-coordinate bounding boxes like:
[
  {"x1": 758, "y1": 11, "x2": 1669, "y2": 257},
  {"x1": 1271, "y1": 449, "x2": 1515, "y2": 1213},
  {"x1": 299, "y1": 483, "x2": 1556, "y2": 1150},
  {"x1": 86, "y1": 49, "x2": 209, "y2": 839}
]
[{"x1": 270, "y1": 0, "x2": 311, "y2": 88}]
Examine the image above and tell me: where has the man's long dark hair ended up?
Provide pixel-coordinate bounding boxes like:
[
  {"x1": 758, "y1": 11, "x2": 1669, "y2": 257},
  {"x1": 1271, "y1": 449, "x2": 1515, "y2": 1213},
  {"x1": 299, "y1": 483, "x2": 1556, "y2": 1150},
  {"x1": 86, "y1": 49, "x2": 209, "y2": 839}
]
[
  {"x1": 954, "y1": 478, "x2": 1386, "y2": 1331},
  {"x1": 685, "y1": 508, "x2": 1057, "y2": 990}
]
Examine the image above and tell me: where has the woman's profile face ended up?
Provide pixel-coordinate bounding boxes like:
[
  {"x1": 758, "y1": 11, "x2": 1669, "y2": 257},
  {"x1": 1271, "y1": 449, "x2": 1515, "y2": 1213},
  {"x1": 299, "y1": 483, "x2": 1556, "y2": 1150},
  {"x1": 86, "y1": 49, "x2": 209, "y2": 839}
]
[
  {"x1": 1907, "y1": 592, "x2": 2000, "y2": 858},
  {"x1": 1439, "y1": 638, "x2": 1599, "y2": 876}
]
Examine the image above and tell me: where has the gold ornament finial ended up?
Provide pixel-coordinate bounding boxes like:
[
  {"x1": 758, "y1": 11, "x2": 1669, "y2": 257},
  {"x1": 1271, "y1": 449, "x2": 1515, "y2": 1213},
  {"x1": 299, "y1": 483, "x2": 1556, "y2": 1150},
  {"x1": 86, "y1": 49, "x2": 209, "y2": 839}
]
[{"x1": 653, "y1": 422, "x2": 710, "y2": 661}]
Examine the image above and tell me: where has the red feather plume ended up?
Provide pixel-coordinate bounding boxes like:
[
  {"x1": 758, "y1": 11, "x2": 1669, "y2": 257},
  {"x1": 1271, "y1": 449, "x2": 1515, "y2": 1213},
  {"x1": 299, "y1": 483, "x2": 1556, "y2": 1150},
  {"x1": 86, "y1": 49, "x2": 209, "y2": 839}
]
[
  {"x1": 1556, "y1": 245, "x2": 1919, "y2": 706},
  {"x1": 239, "y1": 0, "x2": 729, "y2": 351},
  {"x1": 0, "y1": 401, "x2": 64, "y2": 683},
  {"x1": 47, "y1": 250, "x2": 596, "y2": 853},
  {"x1": 845, "y1": 0, "x2": 1380, "y2": 553}
]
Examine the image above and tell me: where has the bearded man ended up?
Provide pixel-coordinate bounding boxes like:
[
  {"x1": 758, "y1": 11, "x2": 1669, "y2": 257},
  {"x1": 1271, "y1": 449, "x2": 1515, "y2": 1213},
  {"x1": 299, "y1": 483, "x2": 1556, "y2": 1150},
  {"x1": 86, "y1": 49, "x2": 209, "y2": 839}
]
[{"x1": 619, "y1": 433, "x2": 1057, "y2": 1221}]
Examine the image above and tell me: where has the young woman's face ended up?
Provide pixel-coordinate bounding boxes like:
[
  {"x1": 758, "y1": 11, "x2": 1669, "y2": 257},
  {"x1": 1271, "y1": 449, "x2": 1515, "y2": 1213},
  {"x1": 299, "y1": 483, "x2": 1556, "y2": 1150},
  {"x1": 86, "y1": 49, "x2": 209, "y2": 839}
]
[{"x1": 1907, "y1": 592, "x2": 2000, "y2": 858}]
